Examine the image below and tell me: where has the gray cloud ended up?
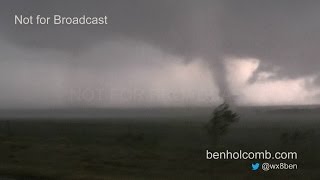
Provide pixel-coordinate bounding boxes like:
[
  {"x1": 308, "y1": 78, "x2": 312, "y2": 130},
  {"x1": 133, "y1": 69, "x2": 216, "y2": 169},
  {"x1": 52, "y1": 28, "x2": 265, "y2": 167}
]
[{"x1": 0, "y1": 0, "x2": 319, "y2": 106}]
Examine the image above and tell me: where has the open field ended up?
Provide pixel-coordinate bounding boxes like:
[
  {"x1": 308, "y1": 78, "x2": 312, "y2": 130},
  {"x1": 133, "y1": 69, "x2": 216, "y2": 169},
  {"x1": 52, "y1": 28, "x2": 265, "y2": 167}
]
[{"x1": 0, "y1": 107, "x2": 319, "y2": 179}]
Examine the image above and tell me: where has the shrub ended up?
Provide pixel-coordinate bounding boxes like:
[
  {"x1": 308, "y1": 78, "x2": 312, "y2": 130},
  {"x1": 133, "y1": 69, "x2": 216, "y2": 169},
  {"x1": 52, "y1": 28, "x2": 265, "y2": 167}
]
[{"x1": 206, "y1": 102, "x2": 239, "y2": 145}]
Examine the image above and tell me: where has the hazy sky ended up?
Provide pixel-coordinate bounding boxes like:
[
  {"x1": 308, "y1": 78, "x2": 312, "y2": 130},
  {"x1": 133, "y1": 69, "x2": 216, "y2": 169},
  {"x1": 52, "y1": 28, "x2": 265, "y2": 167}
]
[{"x1": 0, "y1": 0, "x2": 319, "y2": 108}]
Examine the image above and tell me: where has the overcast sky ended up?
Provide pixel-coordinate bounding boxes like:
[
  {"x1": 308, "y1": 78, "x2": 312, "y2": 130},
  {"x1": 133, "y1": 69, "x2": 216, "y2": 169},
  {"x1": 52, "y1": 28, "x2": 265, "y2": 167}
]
[{"x1": 0, "y1": 0, "x2": 319, "y2": 108}]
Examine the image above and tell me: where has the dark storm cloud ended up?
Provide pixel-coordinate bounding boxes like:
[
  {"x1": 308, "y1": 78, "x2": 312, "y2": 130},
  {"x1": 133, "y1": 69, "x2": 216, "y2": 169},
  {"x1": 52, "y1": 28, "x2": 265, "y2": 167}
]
[
  {"x1": 0, "y1": 0, "x2": 221, "y2": 55},
  {"x1": 0, "y1": 0, "x2": 320, "y2": 102},
  {"x1": 221, "y1": 1, "x2": 320, "y2": 80}
]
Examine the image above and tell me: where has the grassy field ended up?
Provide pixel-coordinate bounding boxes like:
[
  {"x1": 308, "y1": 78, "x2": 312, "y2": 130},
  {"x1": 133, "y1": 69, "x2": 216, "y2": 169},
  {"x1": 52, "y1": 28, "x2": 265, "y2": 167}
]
[{"x1": 0, "y1": 108, "x2": 319, "y2": 179}]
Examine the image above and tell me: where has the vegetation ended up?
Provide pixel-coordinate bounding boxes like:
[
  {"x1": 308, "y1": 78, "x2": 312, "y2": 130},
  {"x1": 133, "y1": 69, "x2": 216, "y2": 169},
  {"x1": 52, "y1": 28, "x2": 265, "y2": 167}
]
[
  {"x1": 206, "y1": 102, "x2": 239, "y2": 145},
  {"x1": 0, "y1": 107, "x2": 318, "y2": 179}
]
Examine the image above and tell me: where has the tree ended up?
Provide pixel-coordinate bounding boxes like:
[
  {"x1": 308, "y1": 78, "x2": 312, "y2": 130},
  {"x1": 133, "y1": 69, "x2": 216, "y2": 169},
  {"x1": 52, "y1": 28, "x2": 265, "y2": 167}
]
[{"x1": 206, "y1": 102, "x2": 239, "y2": 145}]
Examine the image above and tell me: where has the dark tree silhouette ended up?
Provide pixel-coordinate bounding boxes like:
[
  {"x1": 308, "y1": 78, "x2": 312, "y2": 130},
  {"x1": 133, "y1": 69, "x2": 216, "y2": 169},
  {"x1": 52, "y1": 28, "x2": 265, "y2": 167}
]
[{"x1": 206, "y1": 102, "x2": 239, "y2": 145}]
